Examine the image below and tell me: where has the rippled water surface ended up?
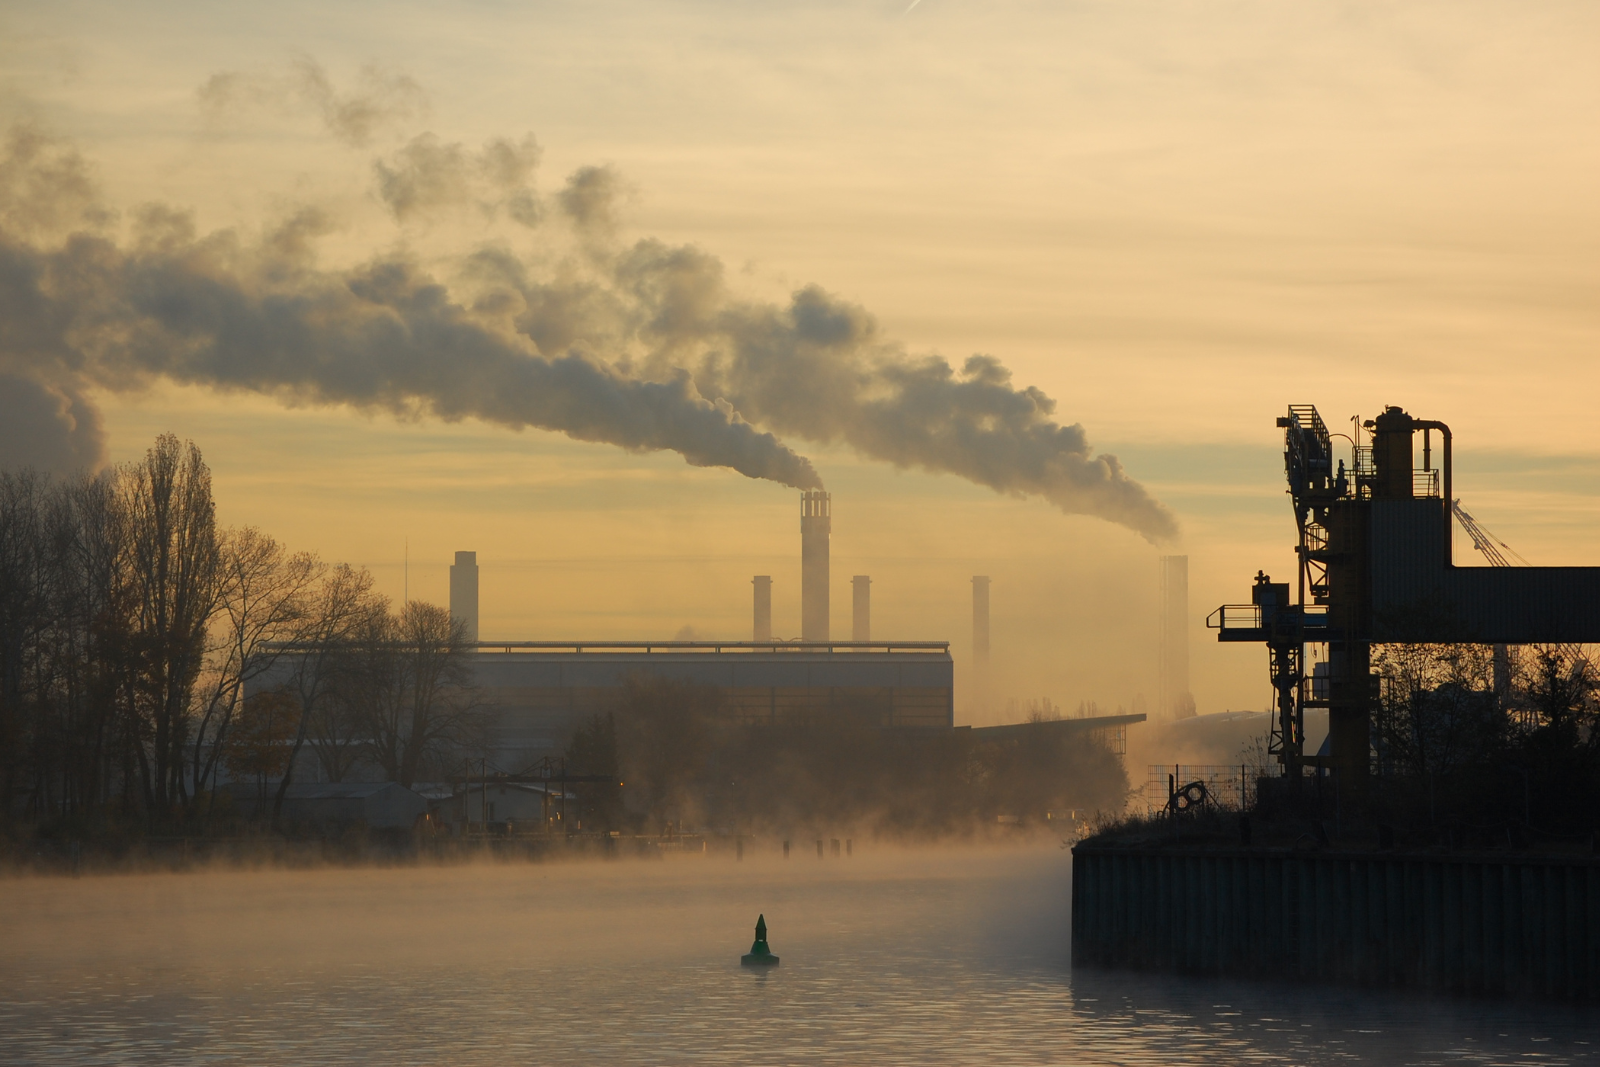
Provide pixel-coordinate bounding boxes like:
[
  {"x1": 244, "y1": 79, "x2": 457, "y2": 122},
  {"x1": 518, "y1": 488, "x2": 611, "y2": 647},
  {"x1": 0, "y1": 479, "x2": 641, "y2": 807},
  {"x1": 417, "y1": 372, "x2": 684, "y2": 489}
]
[{"x1": 2, "y1": 845, "x2": 1594, "y2": 1066}]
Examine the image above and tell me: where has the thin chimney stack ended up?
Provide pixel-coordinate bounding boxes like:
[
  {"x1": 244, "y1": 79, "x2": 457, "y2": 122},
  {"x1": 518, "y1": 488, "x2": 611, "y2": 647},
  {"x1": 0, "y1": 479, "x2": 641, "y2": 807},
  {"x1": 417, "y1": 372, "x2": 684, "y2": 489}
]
[
  {"x1": 753, "y1": 575, "x2": 773, "y2": 642},
  {"x1": 971, "y1": 576, "x2": 991, "y2": 664},
  {"x1": 450, "y1": 551, "x2": 479, "y2": 643},
  {"x1": 852, "y1": 575, "x2": 871, "y2": 642}
]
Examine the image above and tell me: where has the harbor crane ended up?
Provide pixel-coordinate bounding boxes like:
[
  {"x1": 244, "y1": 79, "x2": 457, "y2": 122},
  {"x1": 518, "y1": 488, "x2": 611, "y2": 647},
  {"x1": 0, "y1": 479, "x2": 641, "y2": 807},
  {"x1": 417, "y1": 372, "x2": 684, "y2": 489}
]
[{"x1": 1209, "y1": 405, "x2": 1600, "y2": 793}]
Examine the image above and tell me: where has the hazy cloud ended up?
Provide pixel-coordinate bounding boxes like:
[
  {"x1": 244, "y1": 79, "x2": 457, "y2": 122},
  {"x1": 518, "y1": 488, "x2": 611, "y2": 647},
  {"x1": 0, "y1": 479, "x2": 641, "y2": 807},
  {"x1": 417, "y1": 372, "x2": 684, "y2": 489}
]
[
  {"x1": 374, "y1": 133, "x2": 543, "y2": 226},
  {"x1": 0, "y1": 129, "x2": 819, "y2": 488},
  {"x1": 0, "y1": 124, "x2": 111, "y2": 239},
  {"x1": 0, "y1": 123, "x2": 1172, "y2": 538},
  {"x1": 197, "y1": 59, "x2": 427, "y2": 147},
  {"x1": 558, "y1": 165, "x2": 623, "y2": 234},
  {"x1": 707, "y1": 289, "x2": 1179, "y2": 541},
  {"x1": 505, "y1": 237, "x2": 1180, "y2": 541}
]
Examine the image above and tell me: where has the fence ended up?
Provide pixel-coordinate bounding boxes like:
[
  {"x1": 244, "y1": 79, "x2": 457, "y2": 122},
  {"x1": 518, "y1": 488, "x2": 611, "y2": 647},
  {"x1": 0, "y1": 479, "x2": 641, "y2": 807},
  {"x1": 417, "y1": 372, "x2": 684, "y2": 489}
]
[{"x1": 1144, "y1": 765, "x2": 1253, "y2": 813}]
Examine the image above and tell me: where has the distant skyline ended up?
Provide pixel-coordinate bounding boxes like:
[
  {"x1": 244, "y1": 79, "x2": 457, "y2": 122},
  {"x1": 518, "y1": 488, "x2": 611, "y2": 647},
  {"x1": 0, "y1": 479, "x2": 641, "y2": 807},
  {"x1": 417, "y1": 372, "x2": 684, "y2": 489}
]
[{"x1": 2, "y1": 0, "x2": 1596, "y2": 722}]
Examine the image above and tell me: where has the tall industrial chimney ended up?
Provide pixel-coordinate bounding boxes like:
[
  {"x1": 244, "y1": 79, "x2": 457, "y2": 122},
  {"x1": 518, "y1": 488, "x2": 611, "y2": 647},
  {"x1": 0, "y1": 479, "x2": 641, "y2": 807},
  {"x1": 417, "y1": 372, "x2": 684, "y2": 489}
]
[
  {"x1": 852, "y1": 575, "x2": 871, "y2": 642},
  {"x1": 450, "y1": 551, "x2": 479, "y2": 643},
  {"x1": 752, "y1": 576, "x2": 772, "y2": 642},
  {"x1": 971, "y1": 576, "x2": 990, "y2": 663},
  {"x1": 801, "y1": 490, "x2": 831, "y2": 641},
  {"x1": 1159, "y1": 555, "x2": 1194, "y2": 718}
]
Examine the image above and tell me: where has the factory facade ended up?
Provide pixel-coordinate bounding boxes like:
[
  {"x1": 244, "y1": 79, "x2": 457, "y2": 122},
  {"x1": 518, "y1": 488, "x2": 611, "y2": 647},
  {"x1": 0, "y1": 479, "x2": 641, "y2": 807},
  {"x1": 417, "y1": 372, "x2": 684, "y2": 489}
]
[{"x1": 471, "y1": 642, "x2": 954, "y2": 767}]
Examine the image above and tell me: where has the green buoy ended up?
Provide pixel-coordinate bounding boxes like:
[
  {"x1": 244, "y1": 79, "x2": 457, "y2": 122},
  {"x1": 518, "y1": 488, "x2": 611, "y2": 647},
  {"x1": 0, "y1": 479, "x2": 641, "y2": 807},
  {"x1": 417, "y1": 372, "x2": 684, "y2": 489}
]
[{"x1": 741, "y1": 913, "x2": 780, "y2": 967}]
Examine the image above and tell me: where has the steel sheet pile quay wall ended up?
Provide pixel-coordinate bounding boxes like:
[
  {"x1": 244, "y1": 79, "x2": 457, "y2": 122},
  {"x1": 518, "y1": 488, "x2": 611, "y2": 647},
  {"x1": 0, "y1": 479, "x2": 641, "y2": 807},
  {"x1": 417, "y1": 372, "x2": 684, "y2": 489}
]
[{"x1": 1072, "y1": 846, "x2": 1600, "y2": 1000}]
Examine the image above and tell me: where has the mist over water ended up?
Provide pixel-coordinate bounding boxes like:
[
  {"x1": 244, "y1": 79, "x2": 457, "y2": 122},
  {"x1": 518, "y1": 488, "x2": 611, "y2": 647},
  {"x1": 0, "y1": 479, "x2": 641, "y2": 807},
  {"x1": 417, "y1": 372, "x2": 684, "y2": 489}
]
[{"x1": 2, "y1": 846, "x2": 1593, "y2": 1066}]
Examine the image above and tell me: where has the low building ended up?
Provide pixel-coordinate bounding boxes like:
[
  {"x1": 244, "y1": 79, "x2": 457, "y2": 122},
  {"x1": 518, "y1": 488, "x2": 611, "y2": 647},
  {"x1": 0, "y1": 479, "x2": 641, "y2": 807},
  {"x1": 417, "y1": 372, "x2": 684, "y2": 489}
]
[
  {"x1": 441, "y1": 780, "x2": 575, "y2": 830},
  {"x1": 245, "y1": 640, "x2": 954, "y2": 780},
  {"x1": 473, "y1": 641, "x2": 954, "y2": 767}
]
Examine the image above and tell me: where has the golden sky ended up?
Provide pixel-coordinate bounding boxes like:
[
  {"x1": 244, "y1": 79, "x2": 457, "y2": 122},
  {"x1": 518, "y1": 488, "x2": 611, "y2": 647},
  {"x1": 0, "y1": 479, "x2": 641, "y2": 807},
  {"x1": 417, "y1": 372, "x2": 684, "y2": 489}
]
[{"x1": 2, "y1": 0, "x2": 1596, "y2": 723}]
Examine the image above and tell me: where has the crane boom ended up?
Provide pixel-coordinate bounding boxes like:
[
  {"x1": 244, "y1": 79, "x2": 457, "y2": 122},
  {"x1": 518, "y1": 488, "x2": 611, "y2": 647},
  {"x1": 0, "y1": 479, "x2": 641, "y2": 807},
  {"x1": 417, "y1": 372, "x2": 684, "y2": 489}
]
[
  {"x1": 1452, "y1": 499, "x2": 1588, "y2": 680},
  {"x1": 1451, "y1": 500, "x2": 1528, "y2": 568}
]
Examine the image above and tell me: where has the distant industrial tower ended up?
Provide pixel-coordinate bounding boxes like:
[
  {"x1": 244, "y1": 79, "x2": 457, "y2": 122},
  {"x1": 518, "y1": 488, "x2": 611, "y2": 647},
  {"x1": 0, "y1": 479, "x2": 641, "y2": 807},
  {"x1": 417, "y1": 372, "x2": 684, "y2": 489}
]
[
  {"x1": 971, "y1": 576, "x2": 991, "y2": 663},
  {"x1": 852, "y1": 575, "x2": 871, "y2": 642},
  {"x1": 1159, "y1": 555, "x2": 1193, "y2": 718},
  {"x1": 752, "y1": 576, "x2": 773, "y2": 642},
  {"x1": 801, "y1": 491, "x2": 831, "y2": 641},
  {"x1": 450, "y1": 551, "x2": 479, "y2": 643}
]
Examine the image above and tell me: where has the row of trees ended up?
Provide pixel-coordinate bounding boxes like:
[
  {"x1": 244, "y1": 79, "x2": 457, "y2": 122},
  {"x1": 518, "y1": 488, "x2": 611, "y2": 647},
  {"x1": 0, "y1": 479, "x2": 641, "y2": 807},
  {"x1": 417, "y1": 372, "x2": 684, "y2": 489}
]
[
  {"x1": 0, "y1": 435, "x2": 477, "y2": 838},
  {"x1": 1371, "y1": 641, "x2": 1598, "y2": 833}
]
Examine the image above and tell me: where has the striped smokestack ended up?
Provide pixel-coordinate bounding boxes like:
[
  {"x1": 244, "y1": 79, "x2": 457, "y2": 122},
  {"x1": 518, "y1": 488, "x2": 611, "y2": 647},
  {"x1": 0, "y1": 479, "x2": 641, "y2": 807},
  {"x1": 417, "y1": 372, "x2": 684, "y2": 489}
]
[{"x1": 801, "y1": 490, "x2": 830, "y2": 641}]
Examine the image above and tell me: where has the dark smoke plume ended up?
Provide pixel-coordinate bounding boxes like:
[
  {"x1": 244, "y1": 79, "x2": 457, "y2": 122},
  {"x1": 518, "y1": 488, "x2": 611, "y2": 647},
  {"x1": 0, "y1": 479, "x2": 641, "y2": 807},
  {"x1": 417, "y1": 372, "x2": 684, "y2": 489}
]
[
  {"x1": 0, "y1": 129, "x2": 820, "y2": 490},
  {"x1": 0, "y1": 120, "x2": 1175, "y2": 539},
  {"x1": 485, "y1": 230, "x2": 1179, "y2": 540},
  {"x1": 374, "y1": 133, "x2": 543, "y2": 227}
]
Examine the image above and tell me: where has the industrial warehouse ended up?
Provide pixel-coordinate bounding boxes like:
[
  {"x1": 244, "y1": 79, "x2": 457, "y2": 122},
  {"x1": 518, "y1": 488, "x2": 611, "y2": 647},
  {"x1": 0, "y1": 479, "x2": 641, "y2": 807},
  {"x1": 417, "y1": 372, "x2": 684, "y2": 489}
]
[
  {"x1": 462, "y1": 641, "x2": 954, "y2": 770},
  {"x1": 431, "y1": 492, "x2": 954, "y2": 770},
  {"x1": 237, "y1": 488, "x2": 1135, "y2": 833}
]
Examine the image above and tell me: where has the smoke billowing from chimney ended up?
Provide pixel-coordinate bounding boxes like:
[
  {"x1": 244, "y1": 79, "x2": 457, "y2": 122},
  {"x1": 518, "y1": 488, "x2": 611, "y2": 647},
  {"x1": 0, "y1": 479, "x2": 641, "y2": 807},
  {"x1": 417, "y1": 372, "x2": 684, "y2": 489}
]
[
  {"x1": 0, "y1": 114, "x2": 1176, "y2": 542},
  {"x1": 0, "y1": 127, "x2": 820, "y2": 490}
]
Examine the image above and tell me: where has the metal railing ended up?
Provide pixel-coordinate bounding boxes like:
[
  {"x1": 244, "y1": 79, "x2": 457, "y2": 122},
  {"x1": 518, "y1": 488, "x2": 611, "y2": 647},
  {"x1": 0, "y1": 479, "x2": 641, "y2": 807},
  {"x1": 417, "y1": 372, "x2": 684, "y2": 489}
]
[
  {"x1": 265, "y1": 639, "x2": 950, "y2": 654},
  {"x1": 470, "y1": 640, "x2": 951, "y2": 654},
  {"x1": 1207, "y1": 604, "x2": 1262, "y2": 630}
]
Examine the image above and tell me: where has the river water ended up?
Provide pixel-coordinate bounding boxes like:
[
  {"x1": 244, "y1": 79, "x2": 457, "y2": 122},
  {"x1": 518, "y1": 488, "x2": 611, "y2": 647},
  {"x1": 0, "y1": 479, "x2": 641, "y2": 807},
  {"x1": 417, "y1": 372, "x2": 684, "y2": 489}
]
[{"x1": 1, "y1": 844, "x2": 1593, "y2": 1066}]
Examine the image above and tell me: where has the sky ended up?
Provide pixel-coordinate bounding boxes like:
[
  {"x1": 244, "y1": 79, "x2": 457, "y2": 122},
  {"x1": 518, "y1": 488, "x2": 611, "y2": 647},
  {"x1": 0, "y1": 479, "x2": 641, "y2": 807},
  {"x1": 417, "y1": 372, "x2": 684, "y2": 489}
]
[{"x1": 1, "y1": 0, "x2": 1596, "y2": 724}]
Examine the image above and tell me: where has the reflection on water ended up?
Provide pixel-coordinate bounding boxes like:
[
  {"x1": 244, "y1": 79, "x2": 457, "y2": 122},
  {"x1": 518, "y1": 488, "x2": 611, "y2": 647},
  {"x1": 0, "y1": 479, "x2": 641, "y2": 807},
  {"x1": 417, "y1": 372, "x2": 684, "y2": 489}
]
[{"x1": 1, "y1": 846, "x2": 1593, "y2": 1066}]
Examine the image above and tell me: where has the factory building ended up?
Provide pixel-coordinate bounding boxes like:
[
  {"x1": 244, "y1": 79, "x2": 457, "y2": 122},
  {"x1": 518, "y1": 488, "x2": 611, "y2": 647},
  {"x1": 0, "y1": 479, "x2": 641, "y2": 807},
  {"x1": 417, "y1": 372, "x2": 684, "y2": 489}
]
[
  {"x1": 250, "y1": 491, "x2": 960, "y2": 779},
  {"x1": 472, "y1": 641, "x2": 954, "y2": 767}
]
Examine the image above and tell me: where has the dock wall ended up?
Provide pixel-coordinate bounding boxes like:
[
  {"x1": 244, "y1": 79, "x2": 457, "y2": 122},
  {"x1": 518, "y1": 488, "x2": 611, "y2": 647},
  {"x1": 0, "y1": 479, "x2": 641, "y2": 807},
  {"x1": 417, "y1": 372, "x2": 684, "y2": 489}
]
[{"x1": 1071, "y1": 845, "x2": 1600, "y2": 999}]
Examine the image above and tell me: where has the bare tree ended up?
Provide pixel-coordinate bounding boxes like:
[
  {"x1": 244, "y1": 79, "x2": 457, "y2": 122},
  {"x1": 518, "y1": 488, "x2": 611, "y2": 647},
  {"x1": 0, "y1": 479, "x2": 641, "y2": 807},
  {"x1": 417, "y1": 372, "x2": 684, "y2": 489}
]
[
  {"x1": 122, "y1": 434, "x2": 223, "y2": 818},
  {"x1": 270, "y1": 564, "x2": 378, "y2": 827},
  {"x1": 1373, "y1": 643, "x2": 1502, "y2": 780},
  {"x1": 362, "y1": 601, "x2": 476, "y2": 789},
  {"x1": 189, "y1": 528, "x2": 323, "y2": 821},
  {"x1": 309, "y1": 597, "x2": 392, "y2": 783},
  {"x1": 0, "y1": 472, "x2": 51, "y2": 816},
  {"x1": 39, "y1": 471, "x2": 132, "y2": 822},
  {"x1": 223, "y1": 689, "x2": 301, "y2": 818}
]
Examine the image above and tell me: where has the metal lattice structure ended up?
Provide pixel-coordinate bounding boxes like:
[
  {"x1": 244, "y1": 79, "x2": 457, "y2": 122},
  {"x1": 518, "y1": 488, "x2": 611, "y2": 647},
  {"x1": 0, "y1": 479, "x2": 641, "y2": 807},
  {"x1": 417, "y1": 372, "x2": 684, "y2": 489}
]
[{"x1": 1209, "y1": 404, "x2": 1600, "y2": 790}]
